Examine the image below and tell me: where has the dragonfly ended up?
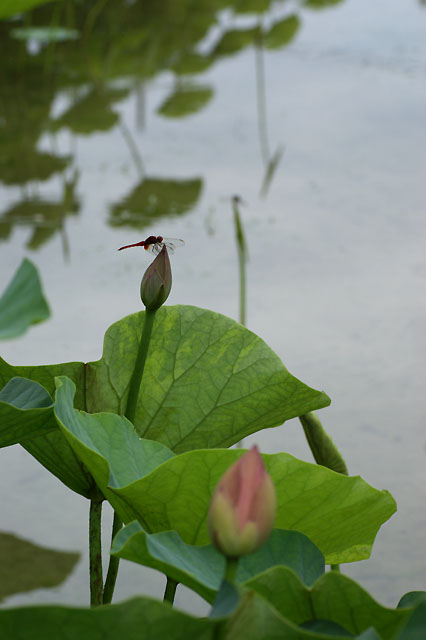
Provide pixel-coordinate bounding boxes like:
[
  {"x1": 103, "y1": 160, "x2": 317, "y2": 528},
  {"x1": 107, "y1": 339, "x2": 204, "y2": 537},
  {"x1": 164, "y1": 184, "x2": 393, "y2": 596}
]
[{"x1": 118, "y1": 235, "x2": 185, "y2": 255}]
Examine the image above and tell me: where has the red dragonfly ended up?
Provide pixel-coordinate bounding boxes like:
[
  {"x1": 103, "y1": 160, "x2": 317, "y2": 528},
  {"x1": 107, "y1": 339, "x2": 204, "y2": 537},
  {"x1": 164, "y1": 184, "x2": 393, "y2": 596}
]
[{"x1": 118, "y1": 235, "x2": 185, "y2": 255}]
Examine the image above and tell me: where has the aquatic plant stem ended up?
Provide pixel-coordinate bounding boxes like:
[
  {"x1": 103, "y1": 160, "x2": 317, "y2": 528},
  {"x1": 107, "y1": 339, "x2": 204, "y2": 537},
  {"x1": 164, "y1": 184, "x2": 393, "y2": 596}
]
[
  {"x1": 125, "y1": 307, "x2": 157, "y2": 424},
  {"x1": 232, "y1": 197, "x2": 247, "y2": 327},
  {"x1": 99, "y1": 307, "x2": 157, "y2": 602},
  {"x1": 102, "y1": 510, "x2": 122, "y2": 604},
  {"x1": 89, "y1": 498, "x2": 103, "y2": 607},
  {"x1": 163, "y1": 577, "x2": 178, "y2": 605},
  {"x1": 225, "y1": 557, "x2": 239, "y2": 584},
  {"x1": 101, "y1": 308, "x2": 156, "y2": 604}
]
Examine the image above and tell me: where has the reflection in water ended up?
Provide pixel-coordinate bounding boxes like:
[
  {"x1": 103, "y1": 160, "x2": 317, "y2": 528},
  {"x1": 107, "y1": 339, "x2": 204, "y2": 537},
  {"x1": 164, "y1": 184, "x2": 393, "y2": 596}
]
[
  {"x1": 0, "y1": 531, "x2": 79, "y2": 602},
  {"x1": 51, "y1": 87, "x2": 129, "y2": 135},
  {"x1": 109, "y1": 177, "x2": 202, "y2": 229},
  {"x1": 254, "y1": 16, "x2": 300, "y2": 196},
  {"x1": 0, "y1": 171, "x2": 80, "y2": 258},
  {"x1": 157, "y1": 84, "x2": 214, "y2": 119},
  {"x1": 0, "y1": 0, "x2": 332, "y2": 253}
]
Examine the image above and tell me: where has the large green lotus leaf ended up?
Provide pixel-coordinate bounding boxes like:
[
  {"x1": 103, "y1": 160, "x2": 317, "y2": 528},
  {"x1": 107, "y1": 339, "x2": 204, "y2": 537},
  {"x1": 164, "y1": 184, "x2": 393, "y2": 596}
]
[
  {"x1": 1, "y1": 302, "x2": 329, "y2": 493},
  {"x1": 0, "y1": 258, "x2": 50, "y2": 340},
  {"x1": 54, "y1": 376, "x2": 174, "y2": 514},
  {"x1": 0, "y1": 597, "x2": 215, "y2": 640},
  {"x1": 21, "y1": 429, "x2": 95, "y2": 498},
  {"x1": 395, "y1": 599, "x2": 426, "y2": 639},
  {"x1": 111, "y1": 449, "x2": 395, "y2": 564},
  {"x1": 0, "y1": 532, "x2": 79, "y2": 602},
  {"x1": 55, "y1": 380, "x2": 393, "y2": 564},
  {"x1": 157, "y1": 86, "x2": 214, "y2": 118},
  {"x1": 223, "y1": 588, "x2": 352, "y2": 640},
  {"x1": 0, "y1": 377, "x2": 56, "y2": 447},
  {"x1": 0, "y1": 590, "x2": 381, "y2": 640},
  {"x1": 397, "y1": 592, "x2": 426, "y2": 609},
  {"x1": 0, "y1": 360, "x2": 92, "y2": 496},
  {"x1": 246, "y1": 568, "x2": 409, "y2": 639},
  {"x1": 111, "y1": 521, "x2": 324, "y2": 603},
  {"x1": 86, "y1": 306, "x2": 331, "y2": 452},
  {"x1": 263, "y1": 15, "x2": 300, "y2": 49},
  {"x1": 0, "y1": 358, "x2": 85, "y2": 409}
]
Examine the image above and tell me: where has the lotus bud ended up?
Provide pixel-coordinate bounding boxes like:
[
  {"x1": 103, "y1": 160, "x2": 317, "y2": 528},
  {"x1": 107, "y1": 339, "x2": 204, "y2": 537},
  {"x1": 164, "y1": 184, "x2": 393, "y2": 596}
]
[
  {"x1": 208, "y1": 445, "x2": 276, "y2": 558},
  {"x1": 140, "y1": 245, "x2": 172, "y2": 311}
]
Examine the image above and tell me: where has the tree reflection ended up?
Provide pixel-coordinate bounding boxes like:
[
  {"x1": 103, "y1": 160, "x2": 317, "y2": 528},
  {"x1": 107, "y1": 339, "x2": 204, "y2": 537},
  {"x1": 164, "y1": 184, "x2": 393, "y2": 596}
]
[
  {"x1": 0, "y1": 531, "x2": 79, "y2": 602},
  {"x1": 109, "y1": 177, "x2": 202, "y2": 228},
  {"x1": 0, "y1": 0, "x2": 347, "y2": 250}
]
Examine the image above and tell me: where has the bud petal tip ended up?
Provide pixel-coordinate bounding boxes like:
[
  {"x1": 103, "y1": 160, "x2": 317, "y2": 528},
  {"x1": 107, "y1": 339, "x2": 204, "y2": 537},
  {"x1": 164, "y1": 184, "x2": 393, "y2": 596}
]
[{"x1": 208, "y1": 445, "x2": 276, "y2": 558}]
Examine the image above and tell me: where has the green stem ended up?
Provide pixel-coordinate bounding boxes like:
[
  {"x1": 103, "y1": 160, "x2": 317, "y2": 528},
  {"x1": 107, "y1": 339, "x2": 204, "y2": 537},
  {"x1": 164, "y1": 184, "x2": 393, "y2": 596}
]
[
  {"x1": 163, "y1": 577, "x2": 178, "y2": 605},
  {"x1": 89, "y1": 498, "x2": 103, "y2": 607},
  {"x1": 107, "y1": 307, "x2": 156, "y2": 602},
  {"x1": 125, "y1": 307, "x2": 157, "y2": 423},
  {"x1": 232, "y1": 198, "x2": 247, "y2": 327},
  {"x1": 224, "y1": 556, "x2": 239, "y2": 584},
  {"x1": 102, "y1": 510, "x2": 122, "y2": 604},
  {"x1": 330, "y1": 564, "x2": 341, "y2": 572}
]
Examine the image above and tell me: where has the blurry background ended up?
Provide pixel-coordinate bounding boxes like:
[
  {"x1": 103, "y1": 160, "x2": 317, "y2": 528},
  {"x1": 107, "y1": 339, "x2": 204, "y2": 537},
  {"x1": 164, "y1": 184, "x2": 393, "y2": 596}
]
[{"x1": 0, "y1": 0, "x2": 425, "y2": 612}]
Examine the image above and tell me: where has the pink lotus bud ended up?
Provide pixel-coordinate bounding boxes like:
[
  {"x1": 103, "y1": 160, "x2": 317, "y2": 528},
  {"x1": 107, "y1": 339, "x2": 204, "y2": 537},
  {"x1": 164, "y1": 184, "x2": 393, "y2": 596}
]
[
  {"x1": 208, "y1": 446, "x2": 276, "y2": 557},
  {"x1": 140, "y1": 245, "x2": 172, "y2": 311}
]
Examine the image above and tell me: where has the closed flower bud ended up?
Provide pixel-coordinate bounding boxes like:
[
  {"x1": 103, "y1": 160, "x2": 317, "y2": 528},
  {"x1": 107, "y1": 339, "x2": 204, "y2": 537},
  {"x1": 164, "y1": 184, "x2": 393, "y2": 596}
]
[
  {"x1": 208, "y1": 445, "x2": 276, "y2": 558},
  {"x1": 140, "y1": 246, "x2": 172, "y2": 311}
]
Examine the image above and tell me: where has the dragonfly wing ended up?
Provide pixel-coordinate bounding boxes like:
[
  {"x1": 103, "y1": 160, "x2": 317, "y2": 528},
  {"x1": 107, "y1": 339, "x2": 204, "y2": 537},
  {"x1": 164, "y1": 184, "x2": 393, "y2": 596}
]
[
  {"x1": 163, "y1": 238, "x2": 185, "y2": 252},
  {"x1": 150, "y1": 243, "x2": 163, "y2": 255}
]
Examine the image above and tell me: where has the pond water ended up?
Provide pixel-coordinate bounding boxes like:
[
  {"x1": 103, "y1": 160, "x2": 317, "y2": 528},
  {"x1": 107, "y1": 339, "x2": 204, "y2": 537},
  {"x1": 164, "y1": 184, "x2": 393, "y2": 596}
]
[{"x1": 1, "y1": 0, "x2": 425, "y2": 612}]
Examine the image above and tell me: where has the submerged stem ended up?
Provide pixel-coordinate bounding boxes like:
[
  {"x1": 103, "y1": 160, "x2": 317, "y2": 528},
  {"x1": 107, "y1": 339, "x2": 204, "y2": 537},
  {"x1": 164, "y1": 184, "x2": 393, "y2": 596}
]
[
  {"x1": 89, "y1": 498, "x2": 103, "y2": 607},
  {"x1": 125, "y1": 307, "x2": 157, "y2": 424},
  {"x1": 102, "y1": 510, "x2": 122, "y2": 605}
]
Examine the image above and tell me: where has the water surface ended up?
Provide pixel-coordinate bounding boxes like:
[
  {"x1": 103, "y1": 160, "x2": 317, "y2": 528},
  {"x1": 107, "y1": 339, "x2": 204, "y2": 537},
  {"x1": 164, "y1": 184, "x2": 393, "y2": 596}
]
[{"x1": 1, "y1": 0, "x2": 425, "y2": 610}]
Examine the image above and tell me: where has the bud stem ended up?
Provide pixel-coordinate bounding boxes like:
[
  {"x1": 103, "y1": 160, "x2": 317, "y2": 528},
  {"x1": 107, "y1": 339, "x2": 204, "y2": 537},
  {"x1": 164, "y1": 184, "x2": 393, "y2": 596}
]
[
  {"x1": 224, "y1": 556, "x2": 239, "y2": 584},
  {"x1": 163, "y1": 577, "x2": 178, "y2": 605},
  {"x1": 102, "y1": 510, "x2": 122, "y2": 604},
  {"x1": 99, "y1": 308, "x2": 157, "y2": 606},
  {"x1": 89, "y1": 497, "x2": 103, "y2": 607},
  {"x1": 125, "y1": 307, "x2": 157, "y2": 424}
]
